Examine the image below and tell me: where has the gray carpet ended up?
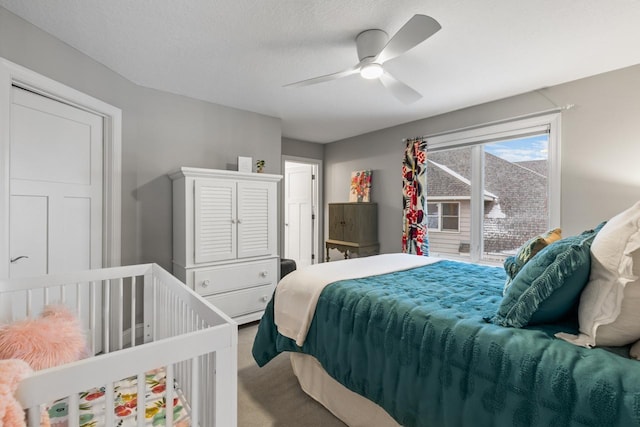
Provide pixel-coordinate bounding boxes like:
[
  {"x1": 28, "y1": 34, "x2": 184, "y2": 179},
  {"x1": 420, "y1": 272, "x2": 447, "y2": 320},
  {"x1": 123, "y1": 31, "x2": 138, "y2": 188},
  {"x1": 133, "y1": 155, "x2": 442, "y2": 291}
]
[{"x1": 238, "y1": 322, "x2": 347, "y2": 427}]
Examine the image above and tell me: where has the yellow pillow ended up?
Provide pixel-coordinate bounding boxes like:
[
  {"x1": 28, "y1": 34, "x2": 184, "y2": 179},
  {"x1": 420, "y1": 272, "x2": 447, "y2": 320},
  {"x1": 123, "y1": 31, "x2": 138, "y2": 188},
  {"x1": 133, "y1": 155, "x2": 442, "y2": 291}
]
[
  {"x1": 503, "y1": 228, "x2": 562, "y2": 294},
  {"x1": 516, "y1": 228, "x2": 562, "y2": 265}
]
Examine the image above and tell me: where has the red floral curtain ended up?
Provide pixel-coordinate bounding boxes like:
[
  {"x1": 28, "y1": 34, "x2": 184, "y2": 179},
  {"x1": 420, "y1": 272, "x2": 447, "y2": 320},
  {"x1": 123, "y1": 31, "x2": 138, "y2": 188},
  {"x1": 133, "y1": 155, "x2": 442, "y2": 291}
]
[{"x1": 402, "y1": 137, "x2": 429, "y2": 255}]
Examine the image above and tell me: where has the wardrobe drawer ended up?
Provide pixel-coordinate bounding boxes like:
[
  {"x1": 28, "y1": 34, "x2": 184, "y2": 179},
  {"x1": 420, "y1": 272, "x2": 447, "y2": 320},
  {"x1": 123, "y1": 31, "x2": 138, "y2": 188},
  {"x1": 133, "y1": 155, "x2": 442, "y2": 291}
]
[
  {"x1": 205, "y1": 284, "x2": 275, "y2": 318},
  {"x1": 193, "y1": 259, "x2": 277, "y2": 296}
]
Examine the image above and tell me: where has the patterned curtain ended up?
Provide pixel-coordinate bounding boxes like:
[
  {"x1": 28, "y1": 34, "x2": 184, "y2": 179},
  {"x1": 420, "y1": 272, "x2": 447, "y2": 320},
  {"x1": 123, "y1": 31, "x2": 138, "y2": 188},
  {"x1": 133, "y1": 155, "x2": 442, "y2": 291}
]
[{"x1": 402, "y1": 137, "x2": 429, "y2": 255}]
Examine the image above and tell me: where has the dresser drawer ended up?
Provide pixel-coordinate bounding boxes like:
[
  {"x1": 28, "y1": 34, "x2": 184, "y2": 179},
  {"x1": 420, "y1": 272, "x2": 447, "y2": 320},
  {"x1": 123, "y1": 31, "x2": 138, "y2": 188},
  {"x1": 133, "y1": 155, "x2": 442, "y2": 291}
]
[
  {"x1": 193, "y1": 259, "x2": 277, "y2": 296},
  {"x1": 205, "y1": 284, "x2": 275, "y2": 318}
]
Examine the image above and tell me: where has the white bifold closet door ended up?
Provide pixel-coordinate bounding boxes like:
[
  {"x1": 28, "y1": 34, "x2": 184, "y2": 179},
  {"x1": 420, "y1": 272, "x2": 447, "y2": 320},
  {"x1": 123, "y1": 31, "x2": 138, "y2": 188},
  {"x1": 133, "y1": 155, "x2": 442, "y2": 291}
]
[{"x1": 9, "y1": 86, "x2": 103, "y2": 278}]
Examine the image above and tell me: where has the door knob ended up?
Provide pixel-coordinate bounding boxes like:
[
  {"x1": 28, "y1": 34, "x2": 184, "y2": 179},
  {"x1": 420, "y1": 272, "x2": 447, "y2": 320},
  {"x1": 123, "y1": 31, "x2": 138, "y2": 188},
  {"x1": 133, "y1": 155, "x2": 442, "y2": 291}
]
[{"x1": 10, "y1": 255, "x2": 29, "y2": 263}]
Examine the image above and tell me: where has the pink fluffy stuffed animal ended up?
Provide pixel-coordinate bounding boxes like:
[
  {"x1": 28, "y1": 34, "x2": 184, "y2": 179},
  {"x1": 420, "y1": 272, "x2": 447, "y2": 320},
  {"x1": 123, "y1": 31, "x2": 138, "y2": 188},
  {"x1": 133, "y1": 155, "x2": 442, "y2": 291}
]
[
  {"x1": 0, "y1": 358, "x2": 32, "y2": 427},
  {"x1": 0, "y1": 305, "x2": 86, "y2": 371}
]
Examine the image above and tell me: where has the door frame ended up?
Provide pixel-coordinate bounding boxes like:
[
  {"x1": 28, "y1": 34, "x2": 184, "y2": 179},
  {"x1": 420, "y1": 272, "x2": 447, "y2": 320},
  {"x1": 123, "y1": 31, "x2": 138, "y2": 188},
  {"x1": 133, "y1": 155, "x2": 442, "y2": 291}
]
[
  {"x1": 281, "y1": 155, "x2": 323, "y2": 264},
  {"x1": 0, "y1": 57, "x2": 122, "y2": 278}
]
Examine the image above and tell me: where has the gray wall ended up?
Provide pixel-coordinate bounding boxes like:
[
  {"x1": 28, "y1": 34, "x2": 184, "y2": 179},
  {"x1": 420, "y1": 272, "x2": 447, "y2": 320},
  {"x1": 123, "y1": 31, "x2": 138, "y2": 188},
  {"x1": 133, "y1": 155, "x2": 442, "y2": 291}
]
[
  {"x1": 0, "y1": 7, "x2": 282, "y2": 270},
  {"x1": 282, "y1": 137, "x2": 324, "y2": 160},
  {"x1": 325, "y1": 65, "x2": 640, "y2": 254}
]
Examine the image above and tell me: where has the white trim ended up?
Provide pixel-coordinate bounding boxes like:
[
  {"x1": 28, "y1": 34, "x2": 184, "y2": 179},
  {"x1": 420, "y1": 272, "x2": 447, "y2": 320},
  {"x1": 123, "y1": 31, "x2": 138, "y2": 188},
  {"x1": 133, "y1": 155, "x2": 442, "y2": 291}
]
[
  {"x1": 281, "y1": 155, "x2": 323, "y2": 263},
  {"x1": 425, "y1": 110, "x2": 560, "y2": 146},
  {"x1": 547, "y1": 114, "x2": 562, "y2": 229},
  {"x1": 168, "y1": 166, "x2": 282, "y2": 182},
  {"x1": 470, "y1": 145, "x2": 484, "y2": 261},
  {"x1": 0, "y1": 57, "x2": 122, "y2": 277},
  {"x1": 428, "y1": 114, "x2": 555, "y2": 151}
]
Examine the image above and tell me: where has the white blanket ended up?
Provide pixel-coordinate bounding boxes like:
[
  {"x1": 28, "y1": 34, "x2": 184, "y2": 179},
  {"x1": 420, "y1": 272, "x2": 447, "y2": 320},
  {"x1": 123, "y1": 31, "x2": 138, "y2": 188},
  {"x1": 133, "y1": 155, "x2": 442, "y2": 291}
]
[{"x1": 274, "y1": 253, "x2": 440, "y2": 346}]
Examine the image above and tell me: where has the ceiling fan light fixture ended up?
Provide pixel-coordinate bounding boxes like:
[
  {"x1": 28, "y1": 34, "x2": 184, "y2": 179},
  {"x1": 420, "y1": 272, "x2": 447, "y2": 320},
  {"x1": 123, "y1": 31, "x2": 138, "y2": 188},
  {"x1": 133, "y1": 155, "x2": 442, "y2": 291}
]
[{"x1": 360, "y1": 63, "x2": 383, "y2": 79}]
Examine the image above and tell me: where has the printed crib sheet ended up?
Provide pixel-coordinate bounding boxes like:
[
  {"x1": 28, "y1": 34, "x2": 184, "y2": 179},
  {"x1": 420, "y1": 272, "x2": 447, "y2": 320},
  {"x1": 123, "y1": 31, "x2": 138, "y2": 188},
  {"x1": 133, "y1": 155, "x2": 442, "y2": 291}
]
[{"x1": 48, "y1": 368, "x2": 190, "y2": 427}]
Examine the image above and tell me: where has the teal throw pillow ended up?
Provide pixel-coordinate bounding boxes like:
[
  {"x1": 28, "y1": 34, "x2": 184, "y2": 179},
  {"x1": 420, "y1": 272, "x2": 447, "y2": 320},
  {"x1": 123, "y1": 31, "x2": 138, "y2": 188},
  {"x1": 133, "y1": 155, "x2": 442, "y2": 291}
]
[{"x1": 492, "y1": 222, "x2": 605, "y2": 328}]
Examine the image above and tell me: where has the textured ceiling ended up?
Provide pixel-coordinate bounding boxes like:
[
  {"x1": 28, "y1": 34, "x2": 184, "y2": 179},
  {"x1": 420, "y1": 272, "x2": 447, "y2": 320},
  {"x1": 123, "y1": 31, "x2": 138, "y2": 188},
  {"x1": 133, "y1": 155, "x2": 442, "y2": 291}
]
[{"x1": 2, "y1": 0, "x2": 640, "y2": 143}]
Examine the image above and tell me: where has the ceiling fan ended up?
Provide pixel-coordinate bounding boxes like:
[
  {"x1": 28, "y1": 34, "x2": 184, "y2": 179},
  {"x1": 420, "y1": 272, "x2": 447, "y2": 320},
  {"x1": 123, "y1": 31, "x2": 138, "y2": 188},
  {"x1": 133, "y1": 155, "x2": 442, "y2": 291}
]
[{"x1": 284, "y1": 14, "x2": 441, "y2": 104}]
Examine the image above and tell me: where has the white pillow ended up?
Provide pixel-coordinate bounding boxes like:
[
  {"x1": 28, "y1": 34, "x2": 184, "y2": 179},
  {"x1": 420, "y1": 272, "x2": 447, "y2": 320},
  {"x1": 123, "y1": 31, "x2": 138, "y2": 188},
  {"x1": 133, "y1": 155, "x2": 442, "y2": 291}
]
[{"x1": 556, "y1": 201, "x2": 640, "y2": 348}]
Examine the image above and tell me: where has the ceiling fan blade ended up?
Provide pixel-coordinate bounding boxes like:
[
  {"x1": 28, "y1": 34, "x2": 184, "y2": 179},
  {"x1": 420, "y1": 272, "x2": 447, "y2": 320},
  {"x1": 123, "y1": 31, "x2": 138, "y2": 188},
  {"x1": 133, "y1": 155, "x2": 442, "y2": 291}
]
[
  {"x1": 284, "y1": 65, "x2": 360, "y2": 88},
  {"x1": 374, "y1": 14, "x2": 441, "y2": 64},
  {"x1": 379, "y1": 71, "x2": 422, "y2": 104}
]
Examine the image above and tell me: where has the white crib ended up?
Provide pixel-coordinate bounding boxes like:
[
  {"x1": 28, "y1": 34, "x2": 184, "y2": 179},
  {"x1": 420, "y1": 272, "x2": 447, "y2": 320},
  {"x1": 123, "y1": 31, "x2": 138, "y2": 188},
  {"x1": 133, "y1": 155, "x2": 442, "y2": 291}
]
[{"x1": 0, "y1": 263, "x2": 237, "y2": 427}]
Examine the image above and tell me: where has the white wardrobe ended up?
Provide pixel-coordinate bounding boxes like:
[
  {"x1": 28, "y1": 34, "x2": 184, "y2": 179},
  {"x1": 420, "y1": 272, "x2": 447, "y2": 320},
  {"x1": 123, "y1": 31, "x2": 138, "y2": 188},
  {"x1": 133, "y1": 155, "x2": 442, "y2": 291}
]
[{"x1": 170, "y1": 167, "x2": 282, "y2": 324}]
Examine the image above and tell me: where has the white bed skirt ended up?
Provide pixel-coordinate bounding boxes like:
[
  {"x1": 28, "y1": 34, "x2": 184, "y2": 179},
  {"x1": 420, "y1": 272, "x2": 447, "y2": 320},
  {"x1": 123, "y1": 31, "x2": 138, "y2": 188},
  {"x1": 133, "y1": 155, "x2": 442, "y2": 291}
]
[{"x1": 290, "y1": 353, "x2": 401, "y2": 427}]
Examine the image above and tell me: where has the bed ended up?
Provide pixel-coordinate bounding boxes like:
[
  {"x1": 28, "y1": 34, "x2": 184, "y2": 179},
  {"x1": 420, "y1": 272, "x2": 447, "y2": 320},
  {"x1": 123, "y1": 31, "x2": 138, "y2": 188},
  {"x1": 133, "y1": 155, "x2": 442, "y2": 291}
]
[
  {"x1": 0, "y1": 263, "x2": 237, "y2": 427},
  {"x1": 252, "y1": 253, "x2": 640, "y2": 427}
]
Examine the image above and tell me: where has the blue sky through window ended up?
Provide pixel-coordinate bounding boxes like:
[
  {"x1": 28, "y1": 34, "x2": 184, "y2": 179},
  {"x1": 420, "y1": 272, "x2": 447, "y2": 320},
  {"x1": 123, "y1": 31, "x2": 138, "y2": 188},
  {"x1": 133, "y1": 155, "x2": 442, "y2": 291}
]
[{"x1": 483, "y1": 134, "x2": 548, "y2": 162}]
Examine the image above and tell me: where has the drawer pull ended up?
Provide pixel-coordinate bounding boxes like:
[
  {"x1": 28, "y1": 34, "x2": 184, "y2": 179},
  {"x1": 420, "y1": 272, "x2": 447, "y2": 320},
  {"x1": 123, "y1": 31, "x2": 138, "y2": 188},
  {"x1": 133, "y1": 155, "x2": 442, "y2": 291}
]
[
  {"x1": 259, "y1": 270, "x2": 268, "y2": 278},
  {"x1": 260, "y1": 295, "x2": 269, "y2": 302},
  {"x1": 201, "y1": 279, "x2": 211, "y2": 288}
]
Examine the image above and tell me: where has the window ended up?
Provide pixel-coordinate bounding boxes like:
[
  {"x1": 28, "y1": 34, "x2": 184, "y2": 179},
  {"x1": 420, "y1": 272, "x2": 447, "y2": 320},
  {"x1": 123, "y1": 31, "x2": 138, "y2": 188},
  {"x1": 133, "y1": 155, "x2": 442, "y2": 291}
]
[
  {"x1": 427, "y1": 202, "x2": 459, "y2": 232},
  {"x1": 425, "y1": 113, "x2": 560, "y2": 263}
]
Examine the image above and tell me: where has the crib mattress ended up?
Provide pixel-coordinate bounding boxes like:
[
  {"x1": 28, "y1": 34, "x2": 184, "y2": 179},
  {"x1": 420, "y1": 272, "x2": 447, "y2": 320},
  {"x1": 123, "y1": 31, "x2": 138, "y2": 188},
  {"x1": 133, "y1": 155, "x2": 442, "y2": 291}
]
[{"x1": 47, "y1": 367, "x2": 190, "y2": 427}]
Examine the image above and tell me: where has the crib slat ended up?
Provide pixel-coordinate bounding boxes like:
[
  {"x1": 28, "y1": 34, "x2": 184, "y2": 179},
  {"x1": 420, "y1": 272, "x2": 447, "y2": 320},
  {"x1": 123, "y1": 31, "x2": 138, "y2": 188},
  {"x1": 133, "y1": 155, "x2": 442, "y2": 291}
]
[
  {"x1": 191, "y1": 356, "x2": 200, "y2": 426},
  {"x1": 143, "y1": 272, "x2": 153, "y2": 344},
  {"x1": 75, "y1": 282, "x2": 81, "y2": 315},
  {"x1": 117, "y1": 277, "x2": 124, "y2": 350},
  {"x1": 131, "y1": 276, "x2": 136, "y2": 347},
  {"x1": 105, "y1": 381, "x2": 115, "y2": 426},
  {"x1": 166, "y1": 364, "x2": 175, "y2": 427},
  {"x1": 206, "y1": 351, "x2": 213, "y2": 424},
  {"x1": 152, "y1": 277, "x2": 158, "y2": 342},
  {"x1": 25, "y1": 288, "x2": 33, "y2": 318},
  {"x1": 90, "y1": 280, "x2": 96, "y2": 355},
  {"x1": 214, "y1": 337, "x2": 238, "y2": 426},
  {"x1": 26, "y1": 406, "x2": 39, "y2": 427},
  {"x1": 137, "y1": 372, "x2": 145, "y2": 427},
  {"x1": 68, "y1": 393, "x2": 80, "y2": 427},
  {"x1": 104, "y1": 279, "x2": 110, "y2": 354}
]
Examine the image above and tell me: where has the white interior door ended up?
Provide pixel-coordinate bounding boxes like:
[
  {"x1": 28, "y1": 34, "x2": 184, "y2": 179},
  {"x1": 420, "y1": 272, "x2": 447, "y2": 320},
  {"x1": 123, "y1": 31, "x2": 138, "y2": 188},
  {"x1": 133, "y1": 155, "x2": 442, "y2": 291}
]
[
  {"x1": 284, "y1": 162, "x2": 314, "y2": 268},
  {"x1": 9, "y1": 86, "x2": 103, "y2": 278}
]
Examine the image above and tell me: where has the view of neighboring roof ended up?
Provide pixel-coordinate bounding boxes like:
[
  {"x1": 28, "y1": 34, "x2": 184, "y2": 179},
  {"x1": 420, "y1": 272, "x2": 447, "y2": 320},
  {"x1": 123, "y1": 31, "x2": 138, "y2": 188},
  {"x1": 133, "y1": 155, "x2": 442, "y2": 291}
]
[
  {"x1": 426, "y1": 148, "x2": 546, "y2": 214},
  {"x1": 426, "y1": 159, "x2": 474, "y2": 198},
  {"x1": 425, "y1": 148, "x2": 548, "y2": 252},
  {"x1": 427, "y1": 159, "x2": 497, "y2": 200},
  {"x1": 514, "y1": 160, "x2": 547, "y2": 177}
]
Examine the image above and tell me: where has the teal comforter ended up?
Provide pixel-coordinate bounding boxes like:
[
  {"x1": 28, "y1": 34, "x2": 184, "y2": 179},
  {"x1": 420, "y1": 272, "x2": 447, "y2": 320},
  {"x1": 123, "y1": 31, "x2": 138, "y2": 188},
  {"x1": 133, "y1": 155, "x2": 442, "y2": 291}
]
[{"x1": 252, "y1": 260, "x2": 640, "y2": 427}]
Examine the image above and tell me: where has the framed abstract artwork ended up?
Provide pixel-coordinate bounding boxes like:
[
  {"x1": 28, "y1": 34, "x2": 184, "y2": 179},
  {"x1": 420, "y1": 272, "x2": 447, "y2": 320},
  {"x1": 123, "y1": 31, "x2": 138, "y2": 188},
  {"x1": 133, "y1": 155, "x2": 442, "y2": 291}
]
[{"x1": 349, "y1": 170, "x2": 372, "y2": 202}]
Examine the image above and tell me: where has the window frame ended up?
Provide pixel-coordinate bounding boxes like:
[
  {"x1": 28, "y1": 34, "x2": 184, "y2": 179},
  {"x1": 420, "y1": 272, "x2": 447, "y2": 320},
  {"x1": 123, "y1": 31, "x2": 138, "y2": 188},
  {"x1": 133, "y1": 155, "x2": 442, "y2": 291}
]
[
  {"x1": 427, "y1": 201, "x2": 460, "y2": 232},
  {"x1": 426, "y1": 112, "x2": 561, "y2": 262}
]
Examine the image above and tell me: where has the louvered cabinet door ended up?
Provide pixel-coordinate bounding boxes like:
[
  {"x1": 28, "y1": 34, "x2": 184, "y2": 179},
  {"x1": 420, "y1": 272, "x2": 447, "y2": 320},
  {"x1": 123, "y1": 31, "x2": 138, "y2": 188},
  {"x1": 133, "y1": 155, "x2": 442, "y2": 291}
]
[
  {"x1": 194, "y1": 179, "x2": 237, "y2": 263},
  {"x1": 236, "y1": 180, "x2": 276, "y2": 259}
]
